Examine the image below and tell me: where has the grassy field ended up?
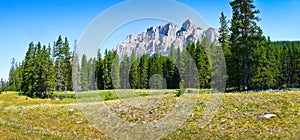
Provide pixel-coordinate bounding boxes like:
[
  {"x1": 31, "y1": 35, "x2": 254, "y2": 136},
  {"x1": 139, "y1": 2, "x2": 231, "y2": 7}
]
[{"x1": 0, "y1": 90, "x2": 299, "y2": 139}]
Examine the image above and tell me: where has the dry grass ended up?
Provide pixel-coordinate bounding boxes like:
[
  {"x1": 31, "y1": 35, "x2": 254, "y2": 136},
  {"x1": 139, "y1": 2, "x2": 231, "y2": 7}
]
[{"x1": 0, "y1": 91, "x2": 299, "y2": 139}]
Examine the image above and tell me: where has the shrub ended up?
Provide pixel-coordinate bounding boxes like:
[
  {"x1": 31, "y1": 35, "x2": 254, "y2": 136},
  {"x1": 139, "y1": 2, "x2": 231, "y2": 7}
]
[
  {"x1": 103, "y1": 91, "x2": 119, "y2": 101},
  {"x1": 176, "y1": 81, "x2": 185, "y2": 97}
]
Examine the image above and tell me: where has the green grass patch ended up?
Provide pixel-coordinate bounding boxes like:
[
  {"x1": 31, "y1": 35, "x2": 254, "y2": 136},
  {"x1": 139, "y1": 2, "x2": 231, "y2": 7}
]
[{"x1": 0, "y1": 92, "x2": 76, "y2": 108}]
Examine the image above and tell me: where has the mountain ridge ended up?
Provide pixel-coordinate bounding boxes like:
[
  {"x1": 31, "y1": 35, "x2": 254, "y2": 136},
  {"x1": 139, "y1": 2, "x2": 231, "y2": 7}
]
[{"x1": 114, "y1": 19, "x2": 219, "y2": 57}]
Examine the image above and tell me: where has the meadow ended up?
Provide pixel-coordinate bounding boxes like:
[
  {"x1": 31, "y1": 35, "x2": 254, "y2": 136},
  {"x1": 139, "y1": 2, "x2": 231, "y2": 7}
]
[{"x1": 0, "y1": 90, "x2": 299, "y2": 139}]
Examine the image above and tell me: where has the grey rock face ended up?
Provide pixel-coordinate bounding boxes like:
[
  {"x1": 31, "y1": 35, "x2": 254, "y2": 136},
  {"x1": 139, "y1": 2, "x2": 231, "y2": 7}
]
[{"x1": 114, "y1": 19, "x2": 219, "y2": 57}]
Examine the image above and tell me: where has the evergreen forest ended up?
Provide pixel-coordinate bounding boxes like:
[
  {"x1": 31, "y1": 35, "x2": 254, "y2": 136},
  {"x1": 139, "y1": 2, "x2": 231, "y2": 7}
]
[{"x1": 1, "y1": 0, "x2": 300, "y2": 98}]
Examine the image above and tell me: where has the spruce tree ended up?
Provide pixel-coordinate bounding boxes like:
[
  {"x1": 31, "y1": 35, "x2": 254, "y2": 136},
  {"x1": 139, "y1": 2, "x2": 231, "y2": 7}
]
[
  {"x1": 62, "y1": 37, "x2": 73, "y2": 91},
  {"x1": 54, "y1": 36, "x2": 64, "y2": 92},
  {"x1": 15, "y1": 62, "x2": 22, "y2": 91},
  {"x1": 149, "y1": 50, "x2": 164, "y2": 89},
  {"x1": 112, "y1": 52, "x2": 120, "y2": 89},
  {"x1": 120, "y1": 54, "x2": 130, "y2": 89},
  {"x1": 80, "y1": 54, "x2": 89, "y2": 91},
  {"x1": 219, "y1": 12, "x2": 230, "y2": 51},
  {"x1": 21, "y1": 42, "x2": 35, "y2": 96},
  {"x1": 0, "y1": 79, "x2": 4, "y2": 93},
  {"x1": 53, "y1": 36, "x2": 72, "y2": 93},
  {"x1": 102, "y1": 49, "x2": 114, "y2": 89},
  {"x1": 8, "y1": 58, "x2": 17, "y2": 91},
  {"x1": 196, "y1": 38, "x2": 211, "y2": 88},
  {"x1": 185, "y1": 41, "x2": 198, "y2": 88},
  {"x1": 45, "y1": 44, "x2": 56, "y2": 96},
  {"x1": 88, "y1": 58, "x2": 96, "y2": 90},
  {"x1": 139, "y1": 54, "x2": 150, "y2": 89},
  {"x1": 33, "y1": 42, "x2": 46, "y2": 98},
  {"x1": 210, "y1": 42, "x2": 226, "y2": 92},
  {"x1": 176, "y1": 47, "x2": 183, "y2": 88},
  {"x1": 95, "y1": 49, "x2": 104, "y2": 90},
  {"x1": 252, "y1": 38, "x2": 268, "y2": 89},
  {"x1": 130, "y1": 50, "x2": 139, "y2": 89},
  {"x1": 72, "y1": 41, "x2": 81, "y2": 92},
  {"x1": 167, "y1": 45, "x2": 178, "y2": 89},
  {"x1": 229, "y1": 0, "x2": 263, "y2": 90}
]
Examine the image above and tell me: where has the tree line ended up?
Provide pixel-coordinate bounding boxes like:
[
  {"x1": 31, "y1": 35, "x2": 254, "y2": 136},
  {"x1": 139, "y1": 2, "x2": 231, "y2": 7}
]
[
  {"x1": 89, "y1": 38, "x2": 214, "y2": 91},
  {"x1": 4, "y1": 36, "x2": 73, "y2": 98},
  {"x1": 219, "y1": 0, "x2": 300, "y2": 91},
  {"x1": 2, "y1": 0, "x2": 300, "y2": 97}
]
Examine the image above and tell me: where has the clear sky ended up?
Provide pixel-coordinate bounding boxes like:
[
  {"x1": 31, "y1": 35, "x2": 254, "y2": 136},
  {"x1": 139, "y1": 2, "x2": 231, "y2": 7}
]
[{"x1": 0, "y1": 0, "x2": 299, "y2": 80}]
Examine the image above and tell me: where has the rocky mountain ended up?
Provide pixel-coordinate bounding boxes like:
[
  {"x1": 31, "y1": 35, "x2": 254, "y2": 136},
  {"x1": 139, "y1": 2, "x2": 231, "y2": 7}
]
[{"x1": 114, "y1": 19, "x2": 219, "y2": 57}]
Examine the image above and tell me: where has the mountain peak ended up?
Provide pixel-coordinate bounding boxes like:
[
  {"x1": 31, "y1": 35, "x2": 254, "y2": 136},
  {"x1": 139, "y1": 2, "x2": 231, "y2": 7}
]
[
  {"x1": 114, "y1": 19, "x2": 219, "y2": 57},
  {"x1": 181, "y1": 18, "x2": 196, "y2": 32}
]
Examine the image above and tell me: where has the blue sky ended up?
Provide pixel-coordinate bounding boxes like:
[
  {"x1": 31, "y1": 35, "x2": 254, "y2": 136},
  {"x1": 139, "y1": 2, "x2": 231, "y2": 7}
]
[{"x1": 0, "y1": 0, "x2": 300, "y2": 80}]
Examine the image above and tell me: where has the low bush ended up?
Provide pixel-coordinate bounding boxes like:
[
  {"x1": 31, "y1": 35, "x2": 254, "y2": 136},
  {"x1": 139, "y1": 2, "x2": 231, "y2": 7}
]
[
  {"x1": 175, "y1": 81, "x2": 185, "y2": 97},
  {"x1": 102, "y1": 91, "x2": 119, "y2": 101}
]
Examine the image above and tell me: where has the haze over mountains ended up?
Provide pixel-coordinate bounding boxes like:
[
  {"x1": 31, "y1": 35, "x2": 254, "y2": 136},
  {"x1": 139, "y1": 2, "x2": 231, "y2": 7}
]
[{"x1": 114, "y1": 19, "x2": 220, "y2": 57}]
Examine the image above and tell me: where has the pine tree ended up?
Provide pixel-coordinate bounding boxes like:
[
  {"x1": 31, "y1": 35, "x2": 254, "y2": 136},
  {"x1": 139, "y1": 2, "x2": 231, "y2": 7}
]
[
  {"x1": 210, "y1": 43, "x2": 226, "y2": 92},
  {"x1": 44, "y1": 44, "x2": 56, "y2": 96},
  {"x1": 0, "y1": 78, "x2": 4, "y2": 93},
  {"x1": 252, "y1": 38, "x2": 268, "y2": 89},
  {"x1": 274, "y1": 41, "x2": 300, "y2": 88},
  {"x1": 196, "y1": 38, "x2": 211, "y2": 88},
  {"x1": 218, "y1": 12, "x2": 231, "y2": 91},
  {"x1": 219, "y1": 12, "x2": 230, "y2": 51},
  {"x1": 185, "y1": 41, "x2": 198, "y2": 88},
  {"x1": 21, "y1": 42, "x2": 35, "y2": 96},
  {"x1": 267, "y1": 39, "x2": 281, "y2": 88},
  {"x1": 161, "y1": 56, "x2": 169, "y2": 89},
  {"x1": 176, "y1": 47, "x2": 183, "y2": 88},
  {"x1": 102, "y1": 49, "x2": 114, "y2": 89},
  {"x1": 166, "y1": 45, "x2": 178, "y2": 89},
  {"x1": 149, "y1": 50, "x2": 164, "y2": 89},
  {"x1": 54, "y1": 36, "x2": 64, "y2": 92},
  {"x1": 186, "y1": 40, "x2": 196, "y2": 59},
  {"x1": 139, "y1": 54, "x2": 150, "y2": 89},
  {"x1": 53, "y1": 36, "x2": 72, "y2": 93},
  {"x1": 72, "y1": 41, "x2": 81, "y2": 92},
  {"x1": 95, "y1": 49, "x2": 104, "y2": 90},
  {"x1": 229, "y1": 0, "x2": 263, "y2": 90},
  {"x1": 62, "y1": 37, "x2": 73, "y2": 91},
  {"x1": 130, "y1": 50, "x2": 139, "y2": 89},
  {"x1": 88, "y1": 58, "x2": 97, "y2": 90},
  {"x1": 291, "y1": 42, "x2": 300, "y2": 87},
  {"x1": 18, "y1": 42, "x2": 54, "y2": 98},
  {"x1": 120, "y1": 55, "x2": 130, "y2": 89},
  {"x1": 294, "y1": 42, "x2": 300, "y2": 86},
  {"x1": 80, "y1": 54, "x2": 89, "y2": 91},
  {"x1": 0, "y1": 79, "x2": 8, "y2": 93},
  {"x1": 15, "y1": 62, "x2": 22, "y2": 91},
  {"x1": 8, "y1": 58, "x2": 17, "y2": 91},
  {"x1": 112, "y1": 52, "x2": 120, "y2": 89},
  {"x1": 281, "y1": 44, "x2": 290, "y2": 86},
  {"x1": 33, "y1": 42, "x2": 46, "y2": 98}
]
